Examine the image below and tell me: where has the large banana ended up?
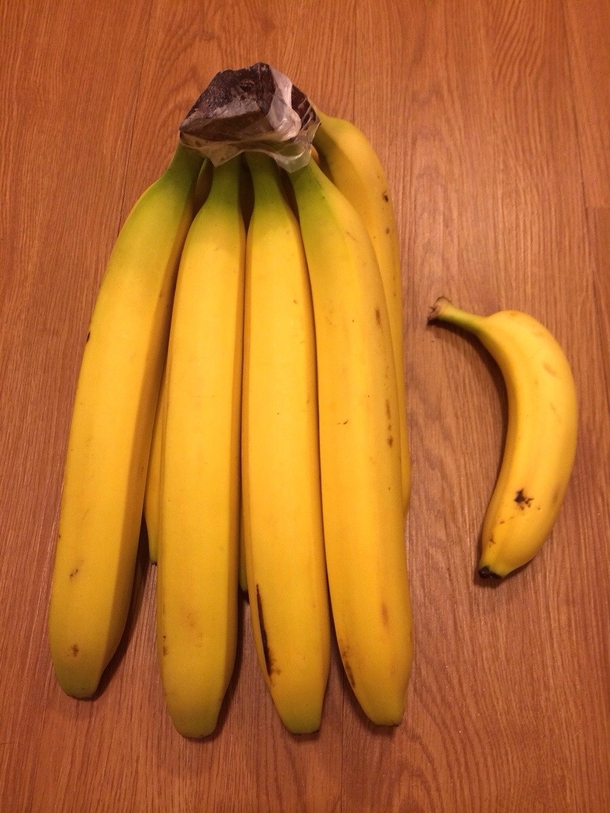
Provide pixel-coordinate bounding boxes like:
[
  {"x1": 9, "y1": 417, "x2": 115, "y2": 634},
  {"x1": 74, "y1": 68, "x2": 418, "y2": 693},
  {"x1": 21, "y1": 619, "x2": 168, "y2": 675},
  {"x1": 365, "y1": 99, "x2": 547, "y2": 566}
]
[
  {"x1": 313, "y1": 110, "x2": 410, "y2": 514},
  {"x1": 242, "y1": 152, "x2": 330, "y2": 734},
  {"x1": 156, "y1": 156, "x2": 245, "y2": 738},
  {"x1": 289, "y1": 157, "x2": 412, "y2": 726},
  {"x1": 48, "y1": 144, "x2": 204, "y2": 698},
  {"x1": 429, "y1": 297, "x2": 578, "y2": 578}
]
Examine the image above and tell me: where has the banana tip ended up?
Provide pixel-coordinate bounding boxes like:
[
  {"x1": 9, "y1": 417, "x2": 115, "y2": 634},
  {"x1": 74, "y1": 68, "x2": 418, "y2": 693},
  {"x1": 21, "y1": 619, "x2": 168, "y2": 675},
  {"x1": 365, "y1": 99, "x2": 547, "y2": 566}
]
[{"x1": 478, "y1": 565, "x2": 502, "y2": 580}]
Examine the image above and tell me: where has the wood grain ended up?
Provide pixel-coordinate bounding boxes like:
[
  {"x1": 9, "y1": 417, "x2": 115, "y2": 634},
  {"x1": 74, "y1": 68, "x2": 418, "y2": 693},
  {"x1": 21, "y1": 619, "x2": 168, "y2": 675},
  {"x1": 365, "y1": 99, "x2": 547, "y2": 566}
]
[
  {"x1": 563, "y1": 0, "x2": 610, "y2": 207},
  {"x1": 1, "y1": 0, "x2": 609, "y2": 811}
]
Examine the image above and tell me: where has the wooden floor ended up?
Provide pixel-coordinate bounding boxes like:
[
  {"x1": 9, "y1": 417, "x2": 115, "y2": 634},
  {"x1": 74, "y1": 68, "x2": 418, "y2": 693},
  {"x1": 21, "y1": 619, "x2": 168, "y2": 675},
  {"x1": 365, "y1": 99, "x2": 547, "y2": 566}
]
[{"x1": 1, "y1": 1, "x2": 609, "y2": 811}]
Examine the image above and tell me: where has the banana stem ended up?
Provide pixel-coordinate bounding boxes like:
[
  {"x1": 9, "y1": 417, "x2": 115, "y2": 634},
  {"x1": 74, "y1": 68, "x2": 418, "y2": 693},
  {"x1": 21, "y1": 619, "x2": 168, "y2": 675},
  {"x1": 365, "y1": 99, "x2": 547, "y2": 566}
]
[{"x1": 428, "y1": 296, "x2": 485, "y2": 334}]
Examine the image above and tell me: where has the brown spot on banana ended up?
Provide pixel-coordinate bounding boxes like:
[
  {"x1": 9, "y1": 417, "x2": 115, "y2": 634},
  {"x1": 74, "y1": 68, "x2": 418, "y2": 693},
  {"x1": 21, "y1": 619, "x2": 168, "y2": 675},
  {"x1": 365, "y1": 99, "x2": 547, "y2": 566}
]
[
  {"x1": 70, "y1": 644, "x2": 79, "y2": 656},
  {"x1": 375, "y1": 307, "x2": 381, "y2": 326},
  {"x1": 543, "y1": 362, "x2": 558, "y2": 377},
  {"x1": 515, "y1": 488, "x2": 534, "y2": 510},
  {"x1": 514, "y1": 489, "x2": 533, "y2": 508}
]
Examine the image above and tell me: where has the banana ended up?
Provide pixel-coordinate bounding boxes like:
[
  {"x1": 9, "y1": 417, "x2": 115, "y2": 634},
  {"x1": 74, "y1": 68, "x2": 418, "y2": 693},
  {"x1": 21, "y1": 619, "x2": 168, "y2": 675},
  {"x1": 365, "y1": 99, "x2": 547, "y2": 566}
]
[
  {"x1": 48, "y1": 144, "x2": 204, "y2": 698},
  {"x1": 144, "y1": 159, "x2": 213, "y2": 565},
  {"x1": 313, "y1": 110, "x2": 410, "y2": 514},
  {"x1": 429, "y1": 297, "x2": 578, "y2": 578},
  {"x1": 242, "y1": 152, "x2": 330, "y2": 734},
  {"x1": 289, "y1": 157, "x2": 412, "y2": 726},
  {"x1": 156, "y1": 156, "x2": 245, "y2": 738}
]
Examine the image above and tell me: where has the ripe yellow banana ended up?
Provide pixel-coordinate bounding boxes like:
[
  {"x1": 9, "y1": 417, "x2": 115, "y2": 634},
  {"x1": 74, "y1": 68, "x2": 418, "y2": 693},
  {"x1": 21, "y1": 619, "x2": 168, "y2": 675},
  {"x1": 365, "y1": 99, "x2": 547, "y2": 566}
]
[
  {"x1": 242, "y1": 152, "x2": 330, "y2": 734},
  {"x1": 429, "y1": 297, "x2": 578, "y2": 578},
  {"x1": 48, "y1": 144, "x2": 204, "y2": 698},
  {"x1": 156, "y1": 156, "x2": 245, "y2": 738},
  {"x1": 289, "y1": 157, "x2": 412, "y2": 726},
  {"x1": 313, "y1": 110, "x2": 410, "y2": 514}
]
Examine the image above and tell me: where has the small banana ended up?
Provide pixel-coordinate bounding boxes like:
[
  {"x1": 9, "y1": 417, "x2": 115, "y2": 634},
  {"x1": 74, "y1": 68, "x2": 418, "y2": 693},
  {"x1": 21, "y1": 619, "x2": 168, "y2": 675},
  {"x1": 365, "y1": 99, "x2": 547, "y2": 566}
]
[
  {"x1": 48, "y1": 144, "x2": 203, "y2": 698},
  {"x1": 242, "y1": 152, "x2": 330, "y2": 734},
  {"x1": 429, "y1": 297, "x2": 578, "y2": 578},
  {"x1": 156, "y1": 157, "x2": 245, "y2": 738},
  {"x1": 289, "y1": 157, "x2": 412, "y2": 726},
  {"x1": 313, "y1": 110, "x2": 410, "y2": 514}
]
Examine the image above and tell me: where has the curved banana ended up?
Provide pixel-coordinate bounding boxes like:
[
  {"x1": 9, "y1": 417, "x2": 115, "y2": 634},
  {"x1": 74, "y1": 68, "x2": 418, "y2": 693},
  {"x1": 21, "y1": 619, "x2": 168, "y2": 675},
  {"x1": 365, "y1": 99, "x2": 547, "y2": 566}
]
[
  {"x1": 429, "y1": 297, "x2": 578, "y2": 578},
  {"x1": 313, "y1": 110, "x2": 410, "y2": 514},
  {"x1": 48, "y1": 144, "x2": 204, "y2": 698},
  {"x1": 242, "y1": 152, "x2": 330, "y2": 734},
  {"x1": 289, "y1": 157, "x2": 412, "y2": 726},
  {"x1": 156, "y1": 157, "x2": 245, "y2": 738}
]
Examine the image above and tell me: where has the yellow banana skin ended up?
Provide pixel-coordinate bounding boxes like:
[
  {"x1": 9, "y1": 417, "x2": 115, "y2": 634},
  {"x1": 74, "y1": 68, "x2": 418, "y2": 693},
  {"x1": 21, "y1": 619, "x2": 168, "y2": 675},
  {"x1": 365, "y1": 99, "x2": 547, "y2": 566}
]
[
  {"x1": 429, "y1": 297, "x2": 578, "y2": 578},
  {"x1": 289, "y1": 158, "x2": 412, "y2": 726},
  {"x1": 156, "y1": 157, "x2": 244, "y2": 738},
  {"x1": 242, "y1": 152, "x2": 330, "y2": 734},
  {"x1": 313, "y1": 110, "x2": 410, "y2": 515},
  {"x1": 48, "y1": 144, "x2": 203, "y2": 698},
  {"x1": 145, "y1": 160, "x2": 212, "y2": 565}
]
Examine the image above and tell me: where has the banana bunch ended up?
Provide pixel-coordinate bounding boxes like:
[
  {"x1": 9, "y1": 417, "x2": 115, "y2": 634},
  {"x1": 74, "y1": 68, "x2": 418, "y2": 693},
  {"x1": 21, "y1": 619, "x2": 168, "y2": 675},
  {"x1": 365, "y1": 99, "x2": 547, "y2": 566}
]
[
  {"x1": 49, "y1": 87, "x2": 577, "y2": 740},
  {"x1": 48, "y1": 109, "x2": 413, "y2": 735},
  {"x1": 429, "y1": 297, "x2": 578, "y2": 578}
]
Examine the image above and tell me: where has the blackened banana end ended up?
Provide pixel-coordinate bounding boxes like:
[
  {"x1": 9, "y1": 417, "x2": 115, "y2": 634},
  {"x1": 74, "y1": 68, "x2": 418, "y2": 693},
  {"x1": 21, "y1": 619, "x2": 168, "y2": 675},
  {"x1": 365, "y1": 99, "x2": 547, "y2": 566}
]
[{"x1": 478, "y1": 565, "x2": 502, "y2": 580}]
